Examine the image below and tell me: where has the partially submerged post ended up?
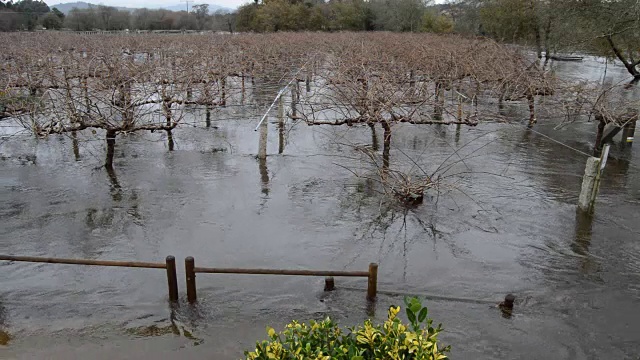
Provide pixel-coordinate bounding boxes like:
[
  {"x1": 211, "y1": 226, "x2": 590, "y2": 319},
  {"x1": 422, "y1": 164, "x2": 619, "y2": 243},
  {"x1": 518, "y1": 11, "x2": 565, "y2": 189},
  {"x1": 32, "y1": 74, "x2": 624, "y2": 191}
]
[
  {"x1": 500, "y1": 294, "x2": 515, "y2": 310},
  {"x1": 220, "y1": 76, "x2": 227, "y2": 107},
  {"x1": 165, "y1": 256, "x2": 179, "y2": 303},
  {"x1": 434, "y1": 81, "x2": 444, "y2": 120},
  {"x1": 578, "y1": 144, "x2": 609, "y2": 211},
  {"x1": 324, "y1": 277, "x2": 335, "y2": 291},
  {"x1": 241, "y1": 71, "x2": 245, "y2": 97},
  {"x1": 185, "y1": 256, "x2": 197, "y2": 304},
  {"x1": 258, "y1": 114, "x2": 268, "y2": 159},
  {"x1": 367, "y1": 263, "x2": 378, "y2": 301},
  {"x1": 290, "y1": 86, "x2": 297, "y2": 120},
  {"x1": 278, "y1": 94, "x2": 285, "y2": 154}
]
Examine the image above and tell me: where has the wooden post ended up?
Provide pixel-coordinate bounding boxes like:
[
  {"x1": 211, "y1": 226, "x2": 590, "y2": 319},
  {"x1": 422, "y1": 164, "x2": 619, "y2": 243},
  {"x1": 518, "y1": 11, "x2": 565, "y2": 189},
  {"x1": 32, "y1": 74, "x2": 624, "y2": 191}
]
[
  {"x1": 578, "y1": 157, "x2": 600, "y2": 211},
  {"x1": 578, "y1": 144, "x2": 609, "y2": 211},
  {"x1": 72, "y1": 131, "x2": 80, "y2": 161},
  {"x1": 204, "y1": 83, "x2": 211, "y2": 128},
  {"x1": 258, "y1": 113, "x2": 268, "y2": 159},
  {"x1": 278, "y1": 94, "x2": 285, "y2": 154},
  {"x1": 166, "y1": 256, "x2": 179, "y2": 303},
  {"x1": 367, "y1": 263, "x2": 378, "y2": 301},
  {"x1": 220, "y1": 76, "x2": 226, "y2": 106},
  {"x1": 185, "y1": 256, "x2": 197, "y2": 304},
  {"x1": 434, "y1": 81, "x2": 444, "y2": 120},
  {"x1": 324, "y1": 277, "x2": 335, "y2": 291},
  {"x1": 278, "y1": 93, "x2": 284, "y2": 123},
  {"x1": 241, "y1": 72, "x2": 245, "y2": 95},
  {"x1": 591, "y1": 144, "x2": 609, "y2": 203},
  {"x1": 290, "y1": 87, "x2": 297, "y2": 120}
]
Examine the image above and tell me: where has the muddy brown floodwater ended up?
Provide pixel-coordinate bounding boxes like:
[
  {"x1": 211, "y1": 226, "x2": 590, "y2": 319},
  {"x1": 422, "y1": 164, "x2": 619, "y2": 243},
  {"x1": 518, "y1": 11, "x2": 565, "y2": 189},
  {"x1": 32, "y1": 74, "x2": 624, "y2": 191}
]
[{"x1": 1, "y1": 57, "x2": 640, "y2": 359}]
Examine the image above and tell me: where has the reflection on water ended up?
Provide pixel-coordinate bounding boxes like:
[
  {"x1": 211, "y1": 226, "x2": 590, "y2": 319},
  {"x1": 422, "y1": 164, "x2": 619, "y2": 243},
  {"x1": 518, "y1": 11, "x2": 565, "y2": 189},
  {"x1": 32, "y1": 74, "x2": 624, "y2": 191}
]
[
  {"x1": 0, "y1": 57, "x2": 639, "y2": 359},
  {"x1": 572, "y1": 209, "x2": 598, "y2": 275},
  {"x1": 258, "y1": 157, "x2": 269, "y2": 197}
]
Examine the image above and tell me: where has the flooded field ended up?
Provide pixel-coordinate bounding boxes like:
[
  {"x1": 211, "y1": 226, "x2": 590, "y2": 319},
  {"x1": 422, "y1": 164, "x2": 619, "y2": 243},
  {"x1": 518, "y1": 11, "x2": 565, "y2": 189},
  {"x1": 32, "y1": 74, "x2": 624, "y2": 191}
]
[{"x1": 1, "y1": 55, "x2": 640, "y2": 359}]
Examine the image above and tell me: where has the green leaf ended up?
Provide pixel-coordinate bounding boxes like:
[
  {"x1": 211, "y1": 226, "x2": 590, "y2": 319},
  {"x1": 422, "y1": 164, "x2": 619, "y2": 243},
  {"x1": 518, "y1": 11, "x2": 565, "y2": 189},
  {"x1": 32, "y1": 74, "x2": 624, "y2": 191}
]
[
  {"x1": 418, "y1": 307, "x2": 429, "y2": 323},
  {"x1": 407, "y1": 310, "x2": 416, "y2": 324},
  {"x1": 409, "y1": 301, "x2": 422, "y2": 315},
  {"x1": 351, "y1": 357, "x2": 364, "y2": 360}
]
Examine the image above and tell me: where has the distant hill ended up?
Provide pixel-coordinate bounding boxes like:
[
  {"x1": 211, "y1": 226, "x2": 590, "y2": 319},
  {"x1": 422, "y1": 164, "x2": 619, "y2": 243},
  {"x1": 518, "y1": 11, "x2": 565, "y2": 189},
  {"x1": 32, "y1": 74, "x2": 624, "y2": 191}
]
[
  {"x1": 50, "y1": 2, "x2": 233, "y2": 14},
  {"x1": 50, "y1": 2, "x2": 134, "y2": 14},
  {"x1": 161, "y1": 3, "x2": 232, "y2": 13}
]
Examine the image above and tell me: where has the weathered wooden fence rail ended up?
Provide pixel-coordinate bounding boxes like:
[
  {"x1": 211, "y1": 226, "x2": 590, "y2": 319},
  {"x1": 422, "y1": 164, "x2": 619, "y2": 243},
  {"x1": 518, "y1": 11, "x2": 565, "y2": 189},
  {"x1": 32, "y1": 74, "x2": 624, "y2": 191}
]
[
  {"x1": 185, "y1": 256, "x2": 377, "y2": 304},
  {"x1": 0, "y1": 254, "x2": 179, "y2": 303},
  {"x1": 0, "y1": 254, "x2": 378, "y2": 305}
]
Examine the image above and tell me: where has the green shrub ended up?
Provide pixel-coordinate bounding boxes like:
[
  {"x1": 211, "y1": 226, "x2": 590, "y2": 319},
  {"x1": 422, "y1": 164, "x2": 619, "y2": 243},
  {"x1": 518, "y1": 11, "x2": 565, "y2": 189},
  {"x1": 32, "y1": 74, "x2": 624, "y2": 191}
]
[{"x1": 244, "y1": 297, "x2": 450, "y2": 360}]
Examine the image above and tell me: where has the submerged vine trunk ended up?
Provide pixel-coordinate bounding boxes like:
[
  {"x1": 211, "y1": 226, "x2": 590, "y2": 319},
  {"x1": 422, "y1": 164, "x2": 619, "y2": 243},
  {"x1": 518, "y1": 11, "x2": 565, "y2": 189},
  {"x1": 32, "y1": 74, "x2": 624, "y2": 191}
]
[
  {"x1": 105, "y1": 130, "x2": 116, "y2": 169},
  {"x1": 381, "y1": 121, "x2": 391, "y2": 171},
  {"x1": 527, "y1": 92, "x2": 536, "y2": 128},
  {"x1": 369, "y1": 123, "x2": 379, "y2": 151},
  {"x1": 220, "y1": 76, "x2": 226, "y2": 106},
  {"x1": 163, "y1": 97, "x2": 174, "y2": 151},
  {"x1": 278, "y1": 95, "x2": 285, "y2": 154},
  {"x1": 72, "y1": 130, "x2": 80, "y2": 161},
  {"x1": 167, "y1": 130, "x2": 174, "y2": 151}
]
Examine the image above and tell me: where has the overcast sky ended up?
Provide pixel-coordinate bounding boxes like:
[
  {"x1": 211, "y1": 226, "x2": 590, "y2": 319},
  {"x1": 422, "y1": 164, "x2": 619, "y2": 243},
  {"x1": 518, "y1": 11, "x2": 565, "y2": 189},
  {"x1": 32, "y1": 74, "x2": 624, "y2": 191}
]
[
  {"x1": 44, "y1": 0, "x2": 444, "y2": 11},
  {"x1": 44, "y1": 0, "x2": 243, "y2": 9}
]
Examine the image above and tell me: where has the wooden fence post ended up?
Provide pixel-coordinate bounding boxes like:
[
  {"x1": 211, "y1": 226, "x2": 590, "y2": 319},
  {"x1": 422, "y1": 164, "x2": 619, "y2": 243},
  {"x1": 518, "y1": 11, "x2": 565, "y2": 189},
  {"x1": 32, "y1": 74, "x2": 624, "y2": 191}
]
[
  {"x1": 367, "y1": 263, "x2": 378, "y2": 301},
  {"x1": 578, "y1": 144, "x2": 609, "y2": 211},
  {"x1": 324, "y1": 277, "x2": 335, "y2": 291},
  {"x1": 166, "y1": 256, "x2": 179, "y2": 303},
  {"x1": 185, "y1": 256, "x2": 197, "y2": 304},
  {"x1": 278, "y1": 94, "x2": 285, "y2": 154},
  {"x1": 258, "y1": 113, "x2": 268, "y2": 159}
]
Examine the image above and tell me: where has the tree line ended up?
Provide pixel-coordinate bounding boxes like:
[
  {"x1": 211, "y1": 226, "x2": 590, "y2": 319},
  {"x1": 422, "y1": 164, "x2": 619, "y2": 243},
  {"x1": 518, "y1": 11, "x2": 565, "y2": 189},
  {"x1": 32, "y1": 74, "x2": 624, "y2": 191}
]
[
  {"x1": 235, "y1": 0, "x2": 453, "y2": 33},
  {"x1": 0, "y1": 1, "x2": 235, "y2": 32},
  {"x1": 234, "y1": 0, "x2": 639, "y2": 78},
  {"x1": 1, "y1": 0, "x2": 638, "y2": 78},
  {"x1": 0, "y1": 0, "x2": 62, "y2": 31},
  {"x1": 456, "y1": 0, "x2": 639, "y2": 78}
]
